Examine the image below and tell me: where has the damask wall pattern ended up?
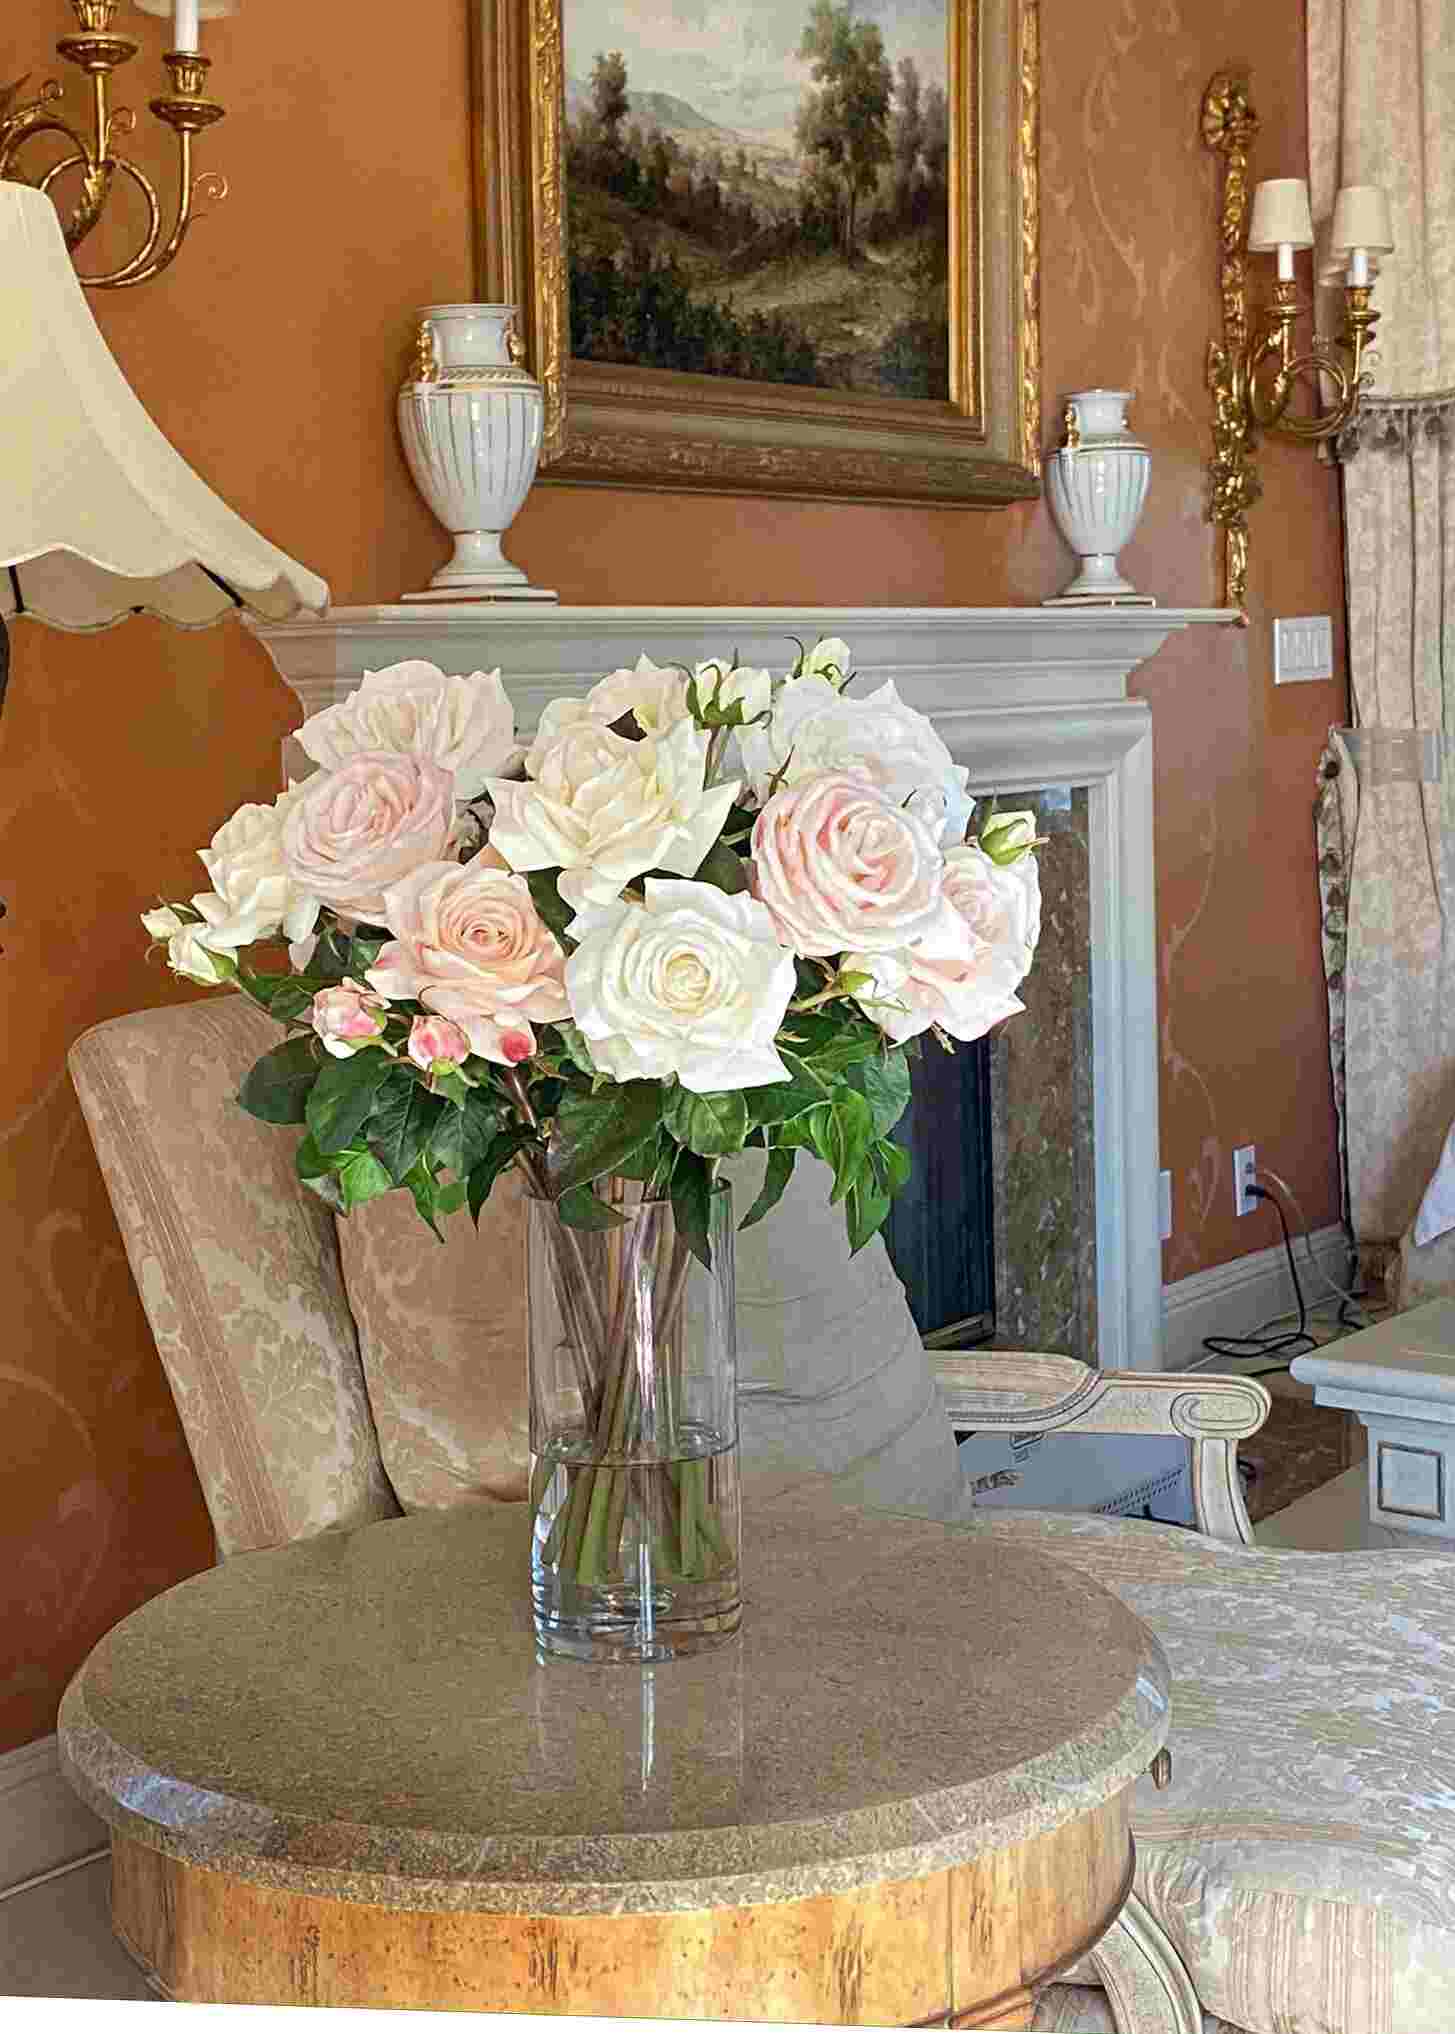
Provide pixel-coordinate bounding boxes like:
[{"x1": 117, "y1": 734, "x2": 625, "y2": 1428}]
[{"x1": 0, "y1": 0, "x2": 1343, "y2": 1755}]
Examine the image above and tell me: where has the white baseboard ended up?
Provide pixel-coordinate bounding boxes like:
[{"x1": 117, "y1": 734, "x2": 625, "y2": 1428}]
[
  {"x1": 1162, "y1": 1223, "x2": 1353, "y2": 1371},
  {"x1": 0, "y1": 1734, "x2": 108, "y2": 1895}
]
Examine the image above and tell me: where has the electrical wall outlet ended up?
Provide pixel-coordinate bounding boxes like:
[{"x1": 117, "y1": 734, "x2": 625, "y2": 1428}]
[
  {"x1": 1158, "y1": 1168, "x2": 1172, "y2": 1241},
  {"x1": 1274, "y1": 615, "x2": 1334, "y2": 684},
  {"x1": 1232, "y1": 1144, "x2": 1258, "y2": 1217}
]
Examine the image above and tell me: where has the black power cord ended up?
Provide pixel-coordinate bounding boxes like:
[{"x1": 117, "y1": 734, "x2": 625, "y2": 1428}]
[{"x1": 1199, "y1": 1184, "x2": 1318, "y2": 1372}]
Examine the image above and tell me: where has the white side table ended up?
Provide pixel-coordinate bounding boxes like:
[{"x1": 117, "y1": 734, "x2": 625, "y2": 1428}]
[{"x1": 1293, "y1": 1301, "x2": 1455, "y2": 1542}]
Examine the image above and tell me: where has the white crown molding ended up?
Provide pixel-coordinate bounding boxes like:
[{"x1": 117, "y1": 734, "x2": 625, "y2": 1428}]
[{"x1": 0, "y1": 1733, "x2": 108, "y2": 1895}]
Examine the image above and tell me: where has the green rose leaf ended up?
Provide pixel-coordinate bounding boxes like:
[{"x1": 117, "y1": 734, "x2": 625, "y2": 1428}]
[
  {"x1": 844, "y1": 1170, "x2": 892, "y2": 1254},
  {"x1": 305, "y1": 1050, "x2": 401, "y2": 1155},
  {"x1": 428, "y1": 1089, "x2": 502, "y2": 1179},
  {"x1": 692, "y1": 838, "x2": 749, "y2": 896},
  {"x1": 526, "y1": 869, "x2": 576, "y2": 947},
  {"x1": 430, "y1": 1068, "x2": 473, "y2": 1110},
  {"x1": 552, "y1": 1020, "x2": 597, "y2": 1077},
  {"x1": 294, "y1": 1129, "x2": 345, "y2": 1209},
  {"x1": 870, "y1": 1135, "x2": 913, "y2": 1196},
  {"x1": 663, "y1": 1084, "x2": 750, "y2": 1157},
  {"x1": 738, "y1": 1146, "x2": 796, "y2": 1231},
  {"x1": 549, "y1": 1080, "x2": 661, "y2": 1195},
  {"x1": 745, "y1": 1049, "x2": 829, "y2": 1127},
  {"x1": 238, "y1": 1035, "x2": 321, "y2": 1125},
  {"x1": 845, "y1": 1049, "x2": 913, "y2": 1139},
  {"x1": 368, "y1": 1076, "x2": 445, "y2": 1186},
  {"x1": 810, "y1": 1088, "x2": 876, "y2": 1204},
  {"x1": 557, "y1": 1182, "x2": 628, "y2": 1231},
  {"x1": 467, "y1": 1127, "x2": 538, "y2": 1225},
  {"x1": 401, "y1": 1155, "x2": 449, "y2": 1241},
  {"x1": 669, "y1": 1148, "x2": 715, "y2": 1269},
  {"x1": 334, "y1": 1145, "x2": 395, "y2": 1212}
]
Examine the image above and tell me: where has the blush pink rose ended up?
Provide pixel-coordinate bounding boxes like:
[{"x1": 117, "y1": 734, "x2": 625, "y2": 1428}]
[
  {"x1": 368, "y1": 855, "x2": 568, "y2": 1066},
  {"x1": 406, "y1": 1014, "x2": 471, "y2": 1072},
  {"x1": 281, "y1": 751, "x2": 456, "y2": 922},
  {"x1": 310, "y1": 978, "x2": 390, "y2": 1058},
  {"x1": 942, "y1": 843, "x2": 1041, "y2": 987},
  {"x1": 846, "y1": 909, "x2": 1024, "y2": 1046},
  {"x1": 750, "y1": 770, "x2": 944, "y2": 958}
]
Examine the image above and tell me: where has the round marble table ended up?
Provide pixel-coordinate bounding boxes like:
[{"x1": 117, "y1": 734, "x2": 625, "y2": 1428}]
[{"x1": 59, "y1": 1488, "x2": 1168, "y2": 2029}]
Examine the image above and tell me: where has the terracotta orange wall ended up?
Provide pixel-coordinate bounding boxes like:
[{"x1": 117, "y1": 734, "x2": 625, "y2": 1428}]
[{"x1": 0, "y1": 0, "x2": 1340, "y2": 1752}]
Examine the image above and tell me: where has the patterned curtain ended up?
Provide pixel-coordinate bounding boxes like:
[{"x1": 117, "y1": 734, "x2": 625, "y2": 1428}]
[{"x1": 1308, "y1": 0, "x2": 1455, "y2": 1261}]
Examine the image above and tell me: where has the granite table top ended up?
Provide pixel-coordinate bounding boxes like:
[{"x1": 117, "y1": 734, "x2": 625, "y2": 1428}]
[{"x1": 58, "y1": 1487, "x2": 1169, "y2": 1917}]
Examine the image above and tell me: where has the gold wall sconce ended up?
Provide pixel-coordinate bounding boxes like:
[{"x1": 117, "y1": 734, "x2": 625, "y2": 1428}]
[
  {"x1": 1201, "y1": 70, "x2": 1392, "y2": 615},
  {"x1": 0, "y1": 0, "x2": 234, "y2": 288}
]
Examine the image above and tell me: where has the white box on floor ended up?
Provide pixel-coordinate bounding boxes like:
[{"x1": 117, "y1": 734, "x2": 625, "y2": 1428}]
[{"x1": 956, "y1": 1426, "x2": 1194, "y2": 1525}]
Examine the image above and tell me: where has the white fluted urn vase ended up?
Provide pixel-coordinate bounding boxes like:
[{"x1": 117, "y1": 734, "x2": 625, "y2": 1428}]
[
  {"x1": 1043, "y1": 389, "x2": 1153, "y2": 607},
  {"x1": 397, "y1": 303, "x2": 556, "y2": 603}
]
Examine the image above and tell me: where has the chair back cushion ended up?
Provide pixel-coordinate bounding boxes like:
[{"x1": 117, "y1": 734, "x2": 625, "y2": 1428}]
[
  {"x1": 69, "y1": 996, "x2": 400, "y2": 1555},
  {"x1": 730, "y1": 1150, "x2": 972, "y2": 1518},
  {"x1": 335, "y1": 1176, "x2": 531, "y2": 1510}
]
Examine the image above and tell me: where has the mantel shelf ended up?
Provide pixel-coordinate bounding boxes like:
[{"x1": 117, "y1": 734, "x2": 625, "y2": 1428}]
[{"x1": 247, "y1": 603, "x2": 1239, "y2": 723}]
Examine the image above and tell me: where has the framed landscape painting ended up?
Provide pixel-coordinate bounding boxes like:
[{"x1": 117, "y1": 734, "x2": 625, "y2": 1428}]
[{"x1": 471, "y1": 0, "x2": 1040, "y2": 505}]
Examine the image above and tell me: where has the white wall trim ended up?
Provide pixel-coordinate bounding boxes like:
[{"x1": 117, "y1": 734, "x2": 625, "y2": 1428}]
[
  {"x1": 1162, "y1": 1224, "x2": 1354, "y2": 1371},
  {"x1": 0, "y1": 1733, "x2": 108, "y2": 1894}
]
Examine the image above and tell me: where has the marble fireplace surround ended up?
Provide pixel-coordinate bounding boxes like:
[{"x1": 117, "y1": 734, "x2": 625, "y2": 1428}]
[{"x1": 250, "y1": 604, "x2": 1234, "y2": 1374}]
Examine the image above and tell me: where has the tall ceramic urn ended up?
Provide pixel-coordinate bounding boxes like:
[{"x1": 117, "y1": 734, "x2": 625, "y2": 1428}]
[
  {"x1": 397, "y1": 303, "x2": 556, "y2": 603},
  {"x1": 1043, "y1": 390, "x2": 1153, "y2": 606}
]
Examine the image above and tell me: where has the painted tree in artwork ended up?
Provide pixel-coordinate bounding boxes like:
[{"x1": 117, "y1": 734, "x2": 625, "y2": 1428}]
[{"x1": 795, "y1": 0, "x2": 893, "y2": 259}]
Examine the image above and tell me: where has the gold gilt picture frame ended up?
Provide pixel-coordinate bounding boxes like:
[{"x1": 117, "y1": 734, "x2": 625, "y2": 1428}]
[{"x1": 471, "y1": 0, "x2": 1040, "y2": 506}]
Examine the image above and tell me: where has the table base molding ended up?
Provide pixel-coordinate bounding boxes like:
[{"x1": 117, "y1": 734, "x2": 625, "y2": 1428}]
[{"x1": 109, "y1": 1790, "x2": 1130, "y2": 2026}]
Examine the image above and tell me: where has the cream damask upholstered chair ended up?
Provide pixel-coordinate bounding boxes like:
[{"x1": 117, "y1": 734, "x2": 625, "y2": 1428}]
[{"x1": 70, "y1": 995, "x2": 1455, "y2": 2034}]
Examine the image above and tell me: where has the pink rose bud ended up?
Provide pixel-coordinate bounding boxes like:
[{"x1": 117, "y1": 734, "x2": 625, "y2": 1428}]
[
  {"x1": 311, "y1": 977, "x2": 389, "y2": 1059},
  {"x1": 406, "y1": 1015, "x2": 471, "y2": 1073},
  {"x1": 502, "y1": 1030, "x2": 534, "y2": 1064}
]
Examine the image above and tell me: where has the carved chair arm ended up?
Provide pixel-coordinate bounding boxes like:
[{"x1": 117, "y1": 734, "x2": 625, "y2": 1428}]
[{"x1": 930, "y1": 1352, "x2": 1271, "y2": 1548}]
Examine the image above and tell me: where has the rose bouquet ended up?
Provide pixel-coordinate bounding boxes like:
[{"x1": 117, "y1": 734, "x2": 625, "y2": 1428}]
[{"x1": 143, "y1": 640, "x2": 1040, "y2": 1655}]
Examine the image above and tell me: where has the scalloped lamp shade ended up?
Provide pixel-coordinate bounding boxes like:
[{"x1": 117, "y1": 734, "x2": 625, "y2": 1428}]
[
  {"x1": 0, "y1": 181, "x2": 326, "y2": 632},
  {"x1": 132, "y1": 1, "x2": 239, "y2": 20}
]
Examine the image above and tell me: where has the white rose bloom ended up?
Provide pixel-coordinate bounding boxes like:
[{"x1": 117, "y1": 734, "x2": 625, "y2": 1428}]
[
  {"x1": 739, "y1": 674, "x2": 973, "y2": 842},
  {"x1": 943, "y1": 843, "x2": 1041, "y2": 986},
  {"x1": 796, "y1": 636, "x2": 854, "y2": 684},
  {"x1": 691, "y1": 658, "x2": 772, "y2": 722},
  {"x1": 484, "y1": 717, "x2": 740, "y2": 914},
  {"x1": 584, "y1": 655, "x2": 691, "y2": 737},
  {"x1": 140, "y1": 904, "x2": 188, "y2": 943},
  {"x1": 193, "y1": 789, "x2": 321, "y2": 950},
  {"x1": 296, "y1": 659, "x2": 517, "y2": 799},
  {"x1": 165, "y1": 921, "x2": 232, "y2": 987},
  {"x1": 566, "y1": 879, "x2": 796, "y2": 1093},
  {"x1": 847, "y1": 903, "x2": 1025, "y2": 1046}
]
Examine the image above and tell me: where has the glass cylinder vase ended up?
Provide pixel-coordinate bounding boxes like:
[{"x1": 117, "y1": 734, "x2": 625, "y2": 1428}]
[{"x1": 527, "y1": 1185, "x2": 741, "y2": 1664}]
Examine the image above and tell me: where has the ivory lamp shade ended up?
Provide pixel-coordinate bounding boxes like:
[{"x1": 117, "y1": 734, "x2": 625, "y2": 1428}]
[
  {"x1": 0, "y1": 181, "x2": 326, "y2": 632},
  {"x1": 1247, "y1": 179, "x2": 1316, "y2": 252},
  {"x1": 1331, "y1": 185, "x2": 1394, "y2": 254}
]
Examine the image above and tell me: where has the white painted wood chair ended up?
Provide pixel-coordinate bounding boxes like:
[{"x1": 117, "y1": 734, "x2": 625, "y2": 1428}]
[{"x1": 71, "y1": 996, "x2": 1455, "y2": 2034}]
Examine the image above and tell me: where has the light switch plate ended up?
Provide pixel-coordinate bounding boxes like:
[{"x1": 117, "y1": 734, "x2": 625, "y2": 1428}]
[{"x1": 1274, "y1": 614, "x2": 1334, "y2": 684}]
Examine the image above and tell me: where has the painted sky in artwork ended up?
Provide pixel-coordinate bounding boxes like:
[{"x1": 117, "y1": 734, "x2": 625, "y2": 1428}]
[{"x1": 564, "y1": 0, "x2": 948, "y2": 138}]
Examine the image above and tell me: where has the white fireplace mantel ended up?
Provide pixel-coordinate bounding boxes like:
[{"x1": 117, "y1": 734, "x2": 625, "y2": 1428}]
[{"x1": 248, "y1": 603, "x2": 1237, "y2": 1374}]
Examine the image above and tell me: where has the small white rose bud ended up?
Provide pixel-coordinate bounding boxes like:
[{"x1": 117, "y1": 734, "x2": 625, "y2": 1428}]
[{"x1": 979, "y1": 809, "x2": 1040, "y2": 866}]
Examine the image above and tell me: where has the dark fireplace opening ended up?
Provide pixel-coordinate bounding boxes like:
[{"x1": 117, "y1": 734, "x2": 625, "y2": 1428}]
[{"x1": 884, "y1": 1038, "x2": 995, "y2": 1347}]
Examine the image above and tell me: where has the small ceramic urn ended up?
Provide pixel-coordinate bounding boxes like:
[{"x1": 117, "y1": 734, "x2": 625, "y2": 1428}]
[
  {"x1": 397, "y1": 303, "x2": 556, "y2": 603},
  {"x1": 1043, "y1": 389, "x2": 1153, "y2": 606}
]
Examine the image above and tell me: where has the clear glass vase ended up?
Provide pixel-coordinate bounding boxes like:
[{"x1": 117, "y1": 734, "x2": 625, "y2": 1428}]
[{"x1": 527, "y1": 1184, "x2": 741, "y2": 1664}]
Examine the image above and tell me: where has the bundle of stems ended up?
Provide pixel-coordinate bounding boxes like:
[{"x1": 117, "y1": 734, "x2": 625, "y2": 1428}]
[{"x1": 527, "y1": 1174, "x2": 734, "y2": 1591}]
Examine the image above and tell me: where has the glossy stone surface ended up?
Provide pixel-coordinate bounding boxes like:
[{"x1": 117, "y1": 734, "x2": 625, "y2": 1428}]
[
  {"x1": 990, "y1": 785, "x2": 1096, "y2": 1358},
  {"x1": 59, "y1": 1489, "x2": 1167, "y2": 1917}
]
